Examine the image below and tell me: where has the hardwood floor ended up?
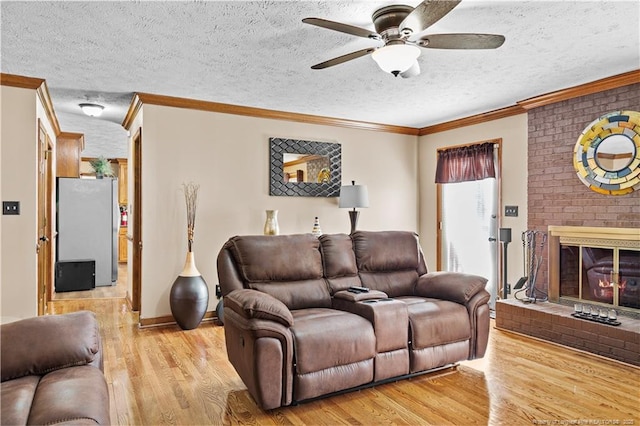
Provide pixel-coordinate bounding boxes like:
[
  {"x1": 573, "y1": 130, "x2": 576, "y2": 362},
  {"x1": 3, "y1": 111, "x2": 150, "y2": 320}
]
[{"x1": 47, "y1": 297, "x2": 640, "y2": 425}]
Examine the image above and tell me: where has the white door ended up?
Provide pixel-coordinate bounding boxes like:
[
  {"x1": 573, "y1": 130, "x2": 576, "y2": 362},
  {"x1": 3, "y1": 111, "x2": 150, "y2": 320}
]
[{"x1": 439, "y1": 159, "x2": 499, "y2": 309}]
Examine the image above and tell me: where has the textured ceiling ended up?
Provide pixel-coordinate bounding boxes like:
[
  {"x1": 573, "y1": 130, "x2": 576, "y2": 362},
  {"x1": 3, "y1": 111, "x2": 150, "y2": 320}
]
[{"x1": 1, "y1": 1, "x2": 638, "y2": 158}]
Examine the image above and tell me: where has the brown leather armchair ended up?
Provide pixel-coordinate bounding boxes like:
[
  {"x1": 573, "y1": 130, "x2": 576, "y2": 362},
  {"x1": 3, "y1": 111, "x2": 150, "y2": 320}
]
[
  {"x1": 1, "y1": 311, "x2": 110, "y2": 425},
  {"x1": 217, "y1": 230, "x2": 490, "y2": 410}
]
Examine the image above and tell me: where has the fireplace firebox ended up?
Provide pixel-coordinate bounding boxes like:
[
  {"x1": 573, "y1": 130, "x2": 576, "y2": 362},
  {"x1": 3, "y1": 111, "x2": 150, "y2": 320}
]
[{"x1": 549, "y1": 226, "x2": 640, "y2": 317}]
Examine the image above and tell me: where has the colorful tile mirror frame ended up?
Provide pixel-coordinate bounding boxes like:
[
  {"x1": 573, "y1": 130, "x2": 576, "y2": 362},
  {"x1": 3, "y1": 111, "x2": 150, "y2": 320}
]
[{"x1": 574, "y1": 110, "x2": 640, "y2": 195}]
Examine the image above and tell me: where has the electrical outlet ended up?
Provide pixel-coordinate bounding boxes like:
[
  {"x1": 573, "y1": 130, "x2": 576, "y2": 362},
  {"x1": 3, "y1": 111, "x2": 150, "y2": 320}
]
[
  {"x1": 505, "y1": 205, "x2": 518, "y2": 217},
  {"x1": 2, "y1": 201, "x2": 20, "y2": 215}
]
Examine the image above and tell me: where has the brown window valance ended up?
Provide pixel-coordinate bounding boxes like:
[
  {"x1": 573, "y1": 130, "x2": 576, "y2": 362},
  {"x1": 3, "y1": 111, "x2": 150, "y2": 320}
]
[{"x1": 435, "y1": 142, "x2": 496, "y2": 184}]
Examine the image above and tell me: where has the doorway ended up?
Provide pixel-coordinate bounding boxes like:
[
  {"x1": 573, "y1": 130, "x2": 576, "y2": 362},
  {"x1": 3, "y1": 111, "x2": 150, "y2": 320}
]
[
  {"x1": 437, "y1": 140, "x2": 501, "y2": 309},
  {"x1": 50, "y1": 141, "x2": 132, "y2": 304}
]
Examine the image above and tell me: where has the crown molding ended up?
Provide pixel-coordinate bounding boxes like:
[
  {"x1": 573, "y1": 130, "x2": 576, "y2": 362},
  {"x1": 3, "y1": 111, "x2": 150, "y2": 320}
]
[
  {"x1": 419, "y1": 70, "x2": 639, "y2": 135},
  {"x1": 418, "y1": 105, "x2": 526, "y2": 136},
  {"x1": 122, "y1": 93, "x2": 142, "y2": 130},
  {"x1": 12, "y1": 70, "x2": 640, "y2": 139},
  {"x1": 126, "y1": 92, "x2": 420, "y2": 136},
  {"x1": 517, "y1": 69, "x2": 640, "y2": 110},
  {"x1": 0, "y1": 73, "x2": 45, "y2": 89},
  {"x1": 1, "y1": 73, "x2": 61, "y2": 136},
  {"x1": 36, "y1": 80, "x2": 61, "y2": 136}
]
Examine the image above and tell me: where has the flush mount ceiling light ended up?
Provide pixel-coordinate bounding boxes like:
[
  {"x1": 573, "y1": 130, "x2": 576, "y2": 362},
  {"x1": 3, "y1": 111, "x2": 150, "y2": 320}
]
[
  {"x1": 79, "y1": 103, "x2": 104, "y2": 117},
  {"x1": 371, "y1": 44, "x2": 421, "y2": 76}
]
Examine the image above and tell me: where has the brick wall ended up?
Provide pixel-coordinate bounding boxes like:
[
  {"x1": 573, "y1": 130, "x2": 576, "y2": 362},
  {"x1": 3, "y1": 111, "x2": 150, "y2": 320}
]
[{"x1": 527, "y1": 84, "x2": 640, "y2": 290}]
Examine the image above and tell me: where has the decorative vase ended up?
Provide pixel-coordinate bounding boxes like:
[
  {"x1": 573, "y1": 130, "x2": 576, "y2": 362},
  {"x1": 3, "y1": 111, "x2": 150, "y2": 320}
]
[
  {"x1": 170, "y1": 182, "x2": 208, "y2": 330},
  {"x1": 264, "y1": 209, "x2": 279, "y2": 235},
  {"x1": 170, "y1": 251, "x2": 209, "y2": 330}
]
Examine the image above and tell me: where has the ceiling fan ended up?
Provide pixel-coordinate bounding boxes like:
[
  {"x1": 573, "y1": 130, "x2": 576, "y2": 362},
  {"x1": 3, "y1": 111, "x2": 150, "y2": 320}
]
[{"x1": 302, "y1": 0, "x2": 505, "y2": 78}]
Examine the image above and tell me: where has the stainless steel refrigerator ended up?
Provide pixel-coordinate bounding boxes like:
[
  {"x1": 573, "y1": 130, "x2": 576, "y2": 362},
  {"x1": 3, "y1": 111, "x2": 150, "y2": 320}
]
[{"x1": 57, "y1": 177, "x2": 118, "y2": 286}]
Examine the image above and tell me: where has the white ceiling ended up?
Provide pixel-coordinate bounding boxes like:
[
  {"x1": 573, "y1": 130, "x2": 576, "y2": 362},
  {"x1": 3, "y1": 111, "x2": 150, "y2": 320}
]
[{"x1": 2, "y1": 1, "x2": 638, "y2": 158}]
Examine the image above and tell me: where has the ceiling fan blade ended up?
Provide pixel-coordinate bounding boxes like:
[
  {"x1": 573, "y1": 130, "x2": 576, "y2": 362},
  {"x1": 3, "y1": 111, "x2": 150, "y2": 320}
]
[
  {"x1": 302, "y1": 18, "x2": 380, "y2": 39},
  {"x1": 416, "y1": 33, "x2": 505, "y2": 49},
  {"x1": 311, "y1": 48, "x2": 376, "y2": 69},
  {"x1": 399, "y1": 0, "x2": 461, "y2": 34}
]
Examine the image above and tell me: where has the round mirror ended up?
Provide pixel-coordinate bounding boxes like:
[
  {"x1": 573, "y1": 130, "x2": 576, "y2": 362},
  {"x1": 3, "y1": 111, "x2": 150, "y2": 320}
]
[
  {"x1": 595, "y1": 134, "x2": 636, "y2": 172},
  {"x1": 573, "y1": 110, "x2": 640, "y2": 196}
]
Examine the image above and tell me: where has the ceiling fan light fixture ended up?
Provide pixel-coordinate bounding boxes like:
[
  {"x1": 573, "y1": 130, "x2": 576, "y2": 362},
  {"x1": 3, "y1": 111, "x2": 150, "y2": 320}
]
[
  {"x1": 400, "y1": 60, "x2": 421, "y2": 79},
  {"x1": 371, "y1": 44, "x2": 421, "y2": 76},
  {"x1": 79, "y1": 103, "x2": 104, "y2": 117}
]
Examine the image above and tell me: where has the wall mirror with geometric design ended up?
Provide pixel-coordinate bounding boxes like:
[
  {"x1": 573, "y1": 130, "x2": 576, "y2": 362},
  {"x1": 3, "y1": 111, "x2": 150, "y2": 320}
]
[
  {"x1": 269, "y1": 138, "x2": 341, "y2": 197},
  {"x1": 573, "y1": 110, "x2": 640, "y2": 196}
]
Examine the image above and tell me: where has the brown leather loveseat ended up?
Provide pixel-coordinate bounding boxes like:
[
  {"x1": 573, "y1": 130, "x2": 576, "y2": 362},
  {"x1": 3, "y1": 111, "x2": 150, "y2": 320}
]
[
  {"x1": 217, "y1": 230, "x2": 490, "y2": 410},
  {"x1": 1, "y1": 311, "x2": 110, "y2": 425}
]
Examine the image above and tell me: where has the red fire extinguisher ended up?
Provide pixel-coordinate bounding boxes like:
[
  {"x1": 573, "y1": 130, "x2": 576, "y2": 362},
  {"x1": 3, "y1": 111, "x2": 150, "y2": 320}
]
[{"x1": 121, "y1": 207, "x2": 128, "y2": 227}]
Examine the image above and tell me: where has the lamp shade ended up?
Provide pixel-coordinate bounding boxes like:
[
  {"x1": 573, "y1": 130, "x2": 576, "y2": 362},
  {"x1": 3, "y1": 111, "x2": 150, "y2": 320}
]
[
  {"x1": 371, "y1": 44, "x2": 421, "y2": 76},
  {"x1": 339, "y1": 183, "x2": 369, "y2": 209}
]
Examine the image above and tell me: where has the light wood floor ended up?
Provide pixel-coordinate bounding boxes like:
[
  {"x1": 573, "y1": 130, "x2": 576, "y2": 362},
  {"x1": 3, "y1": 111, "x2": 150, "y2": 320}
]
[{"x1": 47, "y1": 297, "x2": 640, "y2": 425}]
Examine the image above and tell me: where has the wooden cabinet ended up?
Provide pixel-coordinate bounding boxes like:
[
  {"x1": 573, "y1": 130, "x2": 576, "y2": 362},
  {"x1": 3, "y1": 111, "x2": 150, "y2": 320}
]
[
  {"x1": 118, "y1": 227, "x2": 128, "y2": 263},
  {"x1": 56, "y1": 132, "x2": 84, "y2": 177},
  {"x1": 117, "y1": 159, "x2": 128, "y2": 205}
]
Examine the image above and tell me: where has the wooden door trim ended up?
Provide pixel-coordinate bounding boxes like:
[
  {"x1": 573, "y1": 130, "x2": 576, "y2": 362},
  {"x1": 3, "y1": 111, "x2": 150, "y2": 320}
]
[
  {"x1": 131, "y1": 128, "x2": 142, "y2": 312},
  {"x1": 37, "y1": 120, "x2": 53, "y2": 315},
  {"x1": 46, "y1": 136, "x2": 54, "y2": 306}
]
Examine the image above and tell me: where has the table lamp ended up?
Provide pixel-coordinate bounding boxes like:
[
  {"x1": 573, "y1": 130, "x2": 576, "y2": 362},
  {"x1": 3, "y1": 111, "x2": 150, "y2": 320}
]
[{"x1": 339, "y1": 180, "x2": 369, "y2": 234}]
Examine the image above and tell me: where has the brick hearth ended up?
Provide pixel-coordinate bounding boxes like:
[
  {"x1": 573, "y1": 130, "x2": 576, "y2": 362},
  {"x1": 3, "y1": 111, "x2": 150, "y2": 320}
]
[{"x1": 495, "y1": 299, "x2": 640, "y2": 366}]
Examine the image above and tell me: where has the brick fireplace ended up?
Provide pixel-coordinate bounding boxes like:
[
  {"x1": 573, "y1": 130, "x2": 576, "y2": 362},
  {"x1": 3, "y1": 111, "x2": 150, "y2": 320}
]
[{"x1": 496, "y1": 82, "x2": 640, "y2": 366}]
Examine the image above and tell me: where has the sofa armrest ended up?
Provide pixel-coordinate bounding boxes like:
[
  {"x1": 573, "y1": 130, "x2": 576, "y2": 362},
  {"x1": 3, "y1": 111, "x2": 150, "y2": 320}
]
[
  {"x1": 1, "y1": 311, "x2": 101, "y2": 382},
  {"x1": 224, "y1": 289, "x2": 294, "y2": 327},
  {"x1": 415, "y1": 271, "x2": 488, "y2": 305}
]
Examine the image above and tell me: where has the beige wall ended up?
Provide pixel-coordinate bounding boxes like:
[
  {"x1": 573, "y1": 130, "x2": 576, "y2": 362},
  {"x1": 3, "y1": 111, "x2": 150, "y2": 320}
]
[
  {"x1": 418, "y1": 114, "x2": 529, "y2": 295},
  {"x1": 1, "y1": 86, "x2": 40, "y2": 319},
  {"x1": 135, "y1": 104, "x2": 418, "y2": 320}
]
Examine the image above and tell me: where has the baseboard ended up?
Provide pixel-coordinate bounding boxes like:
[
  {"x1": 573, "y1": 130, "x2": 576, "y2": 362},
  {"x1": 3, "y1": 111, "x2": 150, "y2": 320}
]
[{"x1": 139, "y1": 310, "x2": 219, "y2": 328}]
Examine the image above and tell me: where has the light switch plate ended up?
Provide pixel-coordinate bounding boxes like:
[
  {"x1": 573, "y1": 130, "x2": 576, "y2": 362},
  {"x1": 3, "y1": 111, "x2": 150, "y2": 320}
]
[{"x1": 505, "y1": 205, "x2": 518, "y2": 217}]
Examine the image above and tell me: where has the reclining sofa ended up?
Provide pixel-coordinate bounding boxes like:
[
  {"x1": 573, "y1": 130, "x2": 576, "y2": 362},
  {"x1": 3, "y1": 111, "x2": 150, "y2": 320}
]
[
  {"x1": 217, "y1": 230, "x2": 490, "y2": 410},
  {"x1": 1, "y1": 311, "x2": 110, "y2": 425}
]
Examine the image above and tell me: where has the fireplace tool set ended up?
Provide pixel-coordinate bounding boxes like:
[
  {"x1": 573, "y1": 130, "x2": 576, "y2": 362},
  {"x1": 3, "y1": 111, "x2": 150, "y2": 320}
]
[{"x1": 514, "y1": 230, "x2": 547, "y2": 303}]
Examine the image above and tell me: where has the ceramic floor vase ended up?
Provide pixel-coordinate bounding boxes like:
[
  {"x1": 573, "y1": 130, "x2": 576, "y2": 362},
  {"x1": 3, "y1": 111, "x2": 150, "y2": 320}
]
[{"x1": 170, "y1": 252, "x2": 208, "y2": 330}]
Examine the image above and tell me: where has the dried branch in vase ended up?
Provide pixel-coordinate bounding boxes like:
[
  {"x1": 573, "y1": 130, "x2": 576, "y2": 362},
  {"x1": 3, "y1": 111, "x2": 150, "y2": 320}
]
[{"x1": 182, "y1": 182, "x2": 200, "y2": 252}]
